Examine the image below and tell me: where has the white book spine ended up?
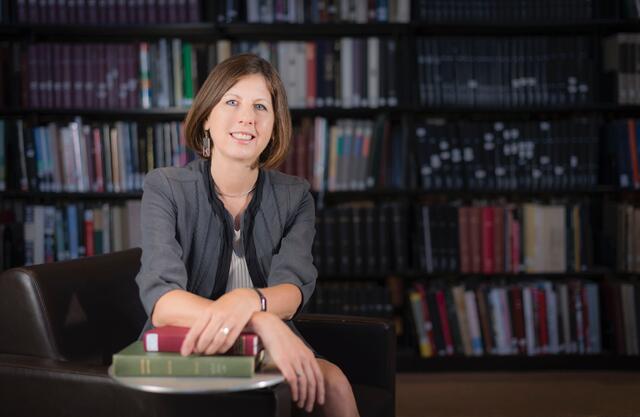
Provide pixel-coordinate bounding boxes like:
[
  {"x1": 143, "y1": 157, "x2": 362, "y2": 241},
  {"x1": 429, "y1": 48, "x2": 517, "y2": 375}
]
[
  {"x1": 340, "y1": 38, "x2": 353, "y2": 108},
  {"x1": 465, "y1": 290, "x2": 484, "y2": 356},
  {"x1": 33, "y1": 205, "x2": 45, "y2": 265},
  {"x1": 368, "y1": 38, "x2": 379, "y2": 108}
]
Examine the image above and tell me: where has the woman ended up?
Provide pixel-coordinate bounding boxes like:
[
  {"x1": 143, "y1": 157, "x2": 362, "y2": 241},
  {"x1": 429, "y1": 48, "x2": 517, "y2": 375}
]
[{"x1": 135, "y1": 53, "x2": 359, "y2": 417}]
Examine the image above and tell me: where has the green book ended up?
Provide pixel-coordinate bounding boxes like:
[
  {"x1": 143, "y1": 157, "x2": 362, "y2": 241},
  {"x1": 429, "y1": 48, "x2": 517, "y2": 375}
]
[{"x1": 112, "y1": 341, "x2": 259, "y2": 377}]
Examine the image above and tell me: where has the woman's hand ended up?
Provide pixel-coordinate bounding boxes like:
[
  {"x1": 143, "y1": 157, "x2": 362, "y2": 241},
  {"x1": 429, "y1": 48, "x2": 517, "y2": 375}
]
[
  {"x1": 180, "y1": 288, "x2": 259, "y2": 356},
  {"x1": 251, "y1": 312, "x2": 325, "y2": 413}
]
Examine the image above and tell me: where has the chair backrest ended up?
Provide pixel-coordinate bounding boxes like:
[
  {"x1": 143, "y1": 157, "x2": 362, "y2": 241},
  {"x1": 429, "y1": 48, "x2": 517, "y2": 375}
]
[{"x1": 0, "y1": 249, "x2": 146, "y2": 364}]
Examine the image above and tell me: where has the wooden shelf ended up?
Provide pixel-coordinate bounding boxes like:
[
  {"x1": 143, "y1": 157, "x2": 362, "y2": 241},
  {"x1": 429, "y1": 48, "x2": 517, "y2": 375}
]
[
  {"x1": 2, "y1": 186, "x2": 633, "y2": 202},
  {"x1": 0, "y1": 191, "x2": 143, "y2": 200},
  {"x1": 317, "y1": 269, "x2": 629, "y2": 281},
  {"x1": 4, "y1": 104, "x2": 640, "y2": 120},
  {"x1": 396, "y1": 350, "x2": 640, "y2": 372},
  {"x1": 2, "y1": 20, "x2": 639, "y2": 42}
]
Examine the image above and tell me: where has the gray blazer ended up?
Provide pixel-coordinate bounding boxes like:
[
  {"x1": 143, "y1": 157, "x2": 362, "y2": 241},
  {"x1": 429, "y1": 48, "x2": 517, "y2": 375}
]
[{"x1": 135, "y1": 158, "x2": 318, "y2": 334}]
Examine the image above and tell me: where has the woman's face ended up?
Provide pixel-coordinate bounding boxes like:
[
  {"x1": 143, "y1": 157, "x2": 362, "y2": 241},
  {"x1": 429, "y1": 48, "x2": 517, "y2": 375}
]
[{"x1": 204, "y1": 74, "x2": 275, "y2": 167}]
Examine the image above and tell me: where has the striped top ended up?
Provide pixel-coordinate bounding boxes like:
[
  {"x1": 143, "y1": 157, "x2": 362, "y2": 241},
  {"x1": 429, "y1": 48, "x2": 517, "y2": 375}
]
[{"x1": 225, "y1": 227, "x2": 254, "y2": 292}]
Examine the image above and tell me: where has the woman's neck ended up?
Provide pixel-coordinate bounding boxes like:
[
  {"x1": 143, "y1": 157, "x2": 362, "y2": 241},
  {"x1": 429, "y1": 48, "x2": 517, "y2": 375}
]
[{"x1": 209, "y1": 154, "x2": 259, "y2": 196}]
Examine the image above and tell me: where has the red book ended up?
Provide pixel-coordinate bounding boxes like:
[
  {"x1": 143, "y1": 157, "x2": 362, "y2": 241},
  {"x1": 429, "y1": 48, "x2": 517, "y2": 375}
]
[
  {"x1": 493, "y1": 206, "x2": 504, "y2": 273},
  {"x1": 84, "y1": 209, "x2": 95, "y2": 257},
  {"x1": 143, "y1": 326, "x2": 262, "y2": 356},
  {"x1": 306, "y1": 42, "x2": 317, "y2": 108},
  {"x1": 436, "y1": 289, "x2": 454, "y2": 355},
  {"x1": 536, "y1": 287, "x2": 549, "y2": 354},
  {"x1": 481, "y1": 206, "x2": 495, "y2": 274}
]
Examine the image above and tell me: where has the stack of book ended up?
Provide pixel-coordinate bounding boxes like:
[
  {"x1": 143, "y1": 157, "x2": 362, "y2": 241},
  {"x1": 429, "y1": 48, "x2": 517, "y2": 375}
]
[
  {"x1": 415, "y1": 118, "x2": 599, "y2": 191},
  {"x1": 281, "y1": 117, "x2": 409, "y2": 192},
  {"x1": 313, "y1": 203, "x2": 410, "y2": 276},
  {"x1": 603, "y1": 119, "x2": 640, "y2": 189},
  {"x1": 408, "y1": 279, "x2": 602, "y2": 357},
  {"x1": 14, "y1": 0, "x2": 202, "y2": 24},
  {"x1": 416, "y1": 37, "x2": 594, "y2": 107},
  {"x1": 306, "y1": 282, "x2": 394, "y2": 318},
  {"x1": 113, "y1": 326, "x2": 264, "y2": 377},
  {"x1": 413, "y1": 0, "x2": 595, "y2": 22},
  {"x1": 602, "y1": 34, "x2": 640, "y2": 105},
  {"x1": 1, "y1": 119, "x2": 194, "y2": 193},
  {"x1": 216, "y1": 0, "x2": 411, "y2": 23},
  {"x1": 602, "y1": 202, "x2": 640, "y2": 273},
  {"x1": 415, "y1": 202, "x2": 594, "y2": 274}
]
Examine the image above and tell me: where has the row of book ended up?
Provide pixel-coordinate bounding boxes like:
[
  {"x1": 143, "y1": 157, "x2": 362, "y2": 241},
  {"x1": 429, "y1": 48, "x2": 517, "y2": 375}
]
[
  {"x1": 0, "y1": 200, "x2": 141, "y2": 270},
  {"x1": 416, "y1": 37, "x2": 595, "y2": 107},
  {"x1": 1, "y1": 119, "x2": 195, "y2": 193},
  {"x1": 603, "y1": 34, "x2": 640, "y2": 105},
  {"x1": 305, "y1": 282, "x2": 394, "y2": 318},
  {"x1": 228, "y1": 38, "x2": 400, "y2": 109},
  {"x1": 2, "y1": 116, "x2": 634, "y2": 195},
  {"x1": 602, "y1": 202, "x2": 640, "y2": 274},
  {"x1": 407, "y1": 279, "x2": 602, "y2": 357},
  {"x1": 312, "y1": 200, "x2": 595, "y2": 277},
  {"x1": 603, "y1": 119, "x2": 640, "y2": 190},
  {"x1": 21, "y1": 40, "x2": 201, "y2": 110},
  {"x1": 416, "y1": 118, "x2": 599, "y2": 191},
  {"x1": 12, "y1": 0, "x2": 202, "y2": 24},
  {"x1": 217, "y1": 0, "x2": 411, "y2": 23},
  {"x1": 415, "y1": 202, "x2": 594, "y2": 275},
  {"x1": 17, "y1": 37, "x2": 401, "y2": 110},
  {"x1": 279, "y1": 117, "x2": 409, "y2": 192},
  {"x1": 313, "y1": 203, "x2": 410, "y2": 277},
  {"x1": 413, "y1": 0, "x2": 595, "y2": 22}
]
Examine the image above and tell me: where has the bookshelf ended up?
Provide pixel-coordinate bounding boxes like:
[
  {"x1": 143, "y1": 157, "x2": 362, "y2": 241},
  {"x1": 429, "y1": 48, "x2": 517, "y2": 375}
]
[{"x1": 2, "y1": 0, "x2": 640, "y2": 372}]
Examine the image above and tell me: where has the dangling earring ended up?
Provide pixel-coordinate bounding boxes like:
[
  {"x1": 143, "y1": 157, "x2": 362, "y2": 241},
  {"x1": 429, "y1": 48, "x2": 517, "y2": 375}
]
[{"x1": 202, "y1": 130, "x2": 211, "y2": 158}]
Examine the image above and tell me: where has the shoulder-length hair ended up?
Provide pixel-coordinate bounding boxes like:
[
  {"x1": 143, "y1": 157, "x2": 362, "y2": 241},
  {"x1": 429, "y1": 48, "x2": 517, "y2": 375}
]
[{"x1": 184, "y1": 53, "x2": 291, "y2": 169}]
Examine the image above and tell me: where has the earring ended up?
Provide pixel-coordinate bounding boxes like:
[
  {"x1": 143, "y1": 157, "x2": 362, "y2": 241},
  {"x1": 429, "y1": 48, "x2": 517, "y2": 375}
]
[{"x1": 202, "y1": 130, "x2": 211, "y2": 158}]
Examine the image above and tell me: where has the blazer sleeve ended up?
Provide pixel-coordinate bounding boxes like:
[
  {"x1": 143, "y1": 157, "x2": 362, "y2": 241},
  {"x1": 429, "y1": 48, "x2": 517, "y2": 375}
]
[
  {"x1": 267, "y1": 182, "x2": 318, "y2": 317},
  {"x1": 135, "y1": 169, "x2": 189, "y2": 318}
]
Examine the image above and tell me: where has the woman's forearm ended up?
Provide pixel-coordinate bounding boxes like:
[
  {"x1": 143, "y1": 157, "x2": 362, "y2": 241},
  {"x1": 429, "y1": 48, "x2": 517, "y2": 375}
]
[
  {"x1": 152, "y1": 283, "x2": 302, "y2": 328},
  {"x1": 151, "y1": 289, "x2": 213, "y2": 327},
  {"x1": 259, "y1": 283, "x2": 302, "y2": 320}
]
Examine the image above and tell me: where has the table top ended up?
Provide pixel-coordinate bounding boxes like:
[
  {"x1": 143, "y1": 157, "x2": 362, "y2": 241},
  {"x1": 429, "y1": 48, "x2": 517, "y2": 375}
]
[{"x1": 108, "y1": 365, "x2": 285, "y2": 394}]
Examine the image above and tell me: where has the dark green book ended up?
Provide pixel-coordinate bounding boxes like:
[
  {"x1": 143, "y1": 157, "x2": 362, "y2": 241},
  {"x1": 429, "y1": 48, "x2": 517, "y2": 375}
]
[{"x1": 112, "y1": 341, "x2": 261, "y2": 377}]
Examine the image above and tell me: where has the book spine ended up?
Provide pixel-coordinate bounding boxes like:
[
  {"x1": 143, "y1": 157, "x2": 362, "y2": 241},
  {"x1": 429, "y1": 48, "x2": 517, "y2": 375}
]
[{"x1": 113, "y1": 354, "x2": 255, "y2": 377}]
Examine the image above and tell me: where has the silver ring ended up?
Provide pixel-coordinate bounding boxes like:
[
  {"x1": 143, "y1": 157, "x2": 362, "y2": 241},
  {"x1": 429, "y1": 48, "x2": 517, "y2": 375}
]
[
  {"x1": 220, "y1": 327, "x2": 230, "y2": 336},
  {"x1": 295, "y1": 371, "x2": 303, "y2": 377}
]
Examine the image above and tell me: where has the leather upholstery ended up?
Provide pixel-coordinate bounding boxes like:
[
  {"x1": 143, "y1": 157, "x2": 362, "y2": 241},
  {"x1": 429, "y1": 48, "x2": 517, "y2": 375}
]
[{"x1": 0, "y1": 249, "x2": 395, "y2": 417}]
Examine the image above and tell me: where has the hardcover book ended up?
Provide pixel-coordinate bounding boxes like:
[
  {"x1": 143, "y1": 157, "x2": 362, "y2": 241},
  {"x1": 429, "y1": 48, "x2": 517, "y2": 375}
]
[{"x1": 112, "y1": 341, "x2": 262, "y2": 377}]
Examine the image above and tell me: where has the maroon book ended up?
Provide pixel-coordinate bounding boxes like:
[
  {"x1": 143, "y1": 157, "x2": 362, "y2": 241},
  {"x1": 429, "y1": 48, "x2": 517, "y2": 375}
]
[{"x1": 143, "y1": 326, "x2": 263, "y2": 356}]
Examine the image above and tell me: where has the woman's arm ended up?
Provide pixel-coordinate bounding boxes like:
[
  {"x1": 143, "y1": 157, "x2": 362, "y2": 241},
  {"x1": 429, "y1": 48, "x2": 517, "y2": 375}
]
[{"x1": 152, "y1": 283, "x2": 302, "y2": 327}]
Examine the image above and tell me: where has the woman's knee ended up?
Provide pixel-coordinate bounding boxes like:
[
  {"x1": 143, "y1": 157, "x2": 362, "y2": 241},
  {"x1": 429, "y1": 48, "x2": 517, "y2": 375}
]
[{"x1": 318, "y1": 359, "x2": 354, "y2": 402}]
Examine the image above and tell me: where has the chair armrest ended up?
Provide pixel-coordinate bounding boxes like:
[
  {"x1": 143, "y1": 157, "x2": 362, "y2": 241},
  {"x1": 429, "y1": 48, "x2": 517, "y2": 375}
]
[
  {"x1": 0, "y1": 249, "x2": 146, "y2": 362},
  {"x1": 293, "y1": 314, "x2": 396, "y2": 393}
]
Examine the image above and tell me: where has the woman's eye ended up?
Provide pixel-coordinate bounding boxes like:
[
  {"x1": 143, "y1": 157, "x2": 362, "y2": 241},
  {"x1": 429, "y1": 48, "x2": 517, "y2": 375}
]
[
  {"x1": 226, "y1": 99, "x2": 237, "y2": 106},
  {"x1": 255, "y1": 103, "x2": 267, "y2": 111}
]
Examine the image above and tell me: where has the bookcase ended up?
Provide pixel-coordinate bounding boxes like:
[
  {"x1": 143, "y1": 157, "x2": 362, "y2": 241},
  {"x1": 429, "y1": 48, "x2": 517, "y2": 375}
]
[{"x1": 1, "y1": 0, "x2": 640, "y2": 372}]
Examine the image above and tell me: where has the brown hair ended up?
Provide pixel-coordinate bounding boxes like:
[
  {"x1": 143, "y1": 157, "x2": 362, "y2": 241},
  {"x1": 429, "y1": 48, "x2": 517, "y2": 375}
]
[{"x1": 184, "y1": 53, "x2": 291, "y2": 169}]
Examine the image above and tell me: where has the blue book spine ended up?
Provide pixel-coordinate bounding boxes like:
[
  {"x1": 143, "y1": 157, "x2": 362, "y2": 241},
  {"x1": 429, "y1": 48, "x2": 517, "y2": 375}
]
[{"x1": 67, "y1": 204, "x2": 79, "y2": 260}]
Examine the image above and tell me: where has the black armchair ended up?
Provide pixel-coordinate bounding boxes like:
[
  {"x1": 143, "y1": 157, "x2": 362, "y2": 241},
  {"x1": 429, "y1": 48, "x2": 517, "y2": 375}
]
[{"x1": 0, "y1": 249, "x2": 395, "y2": 417}]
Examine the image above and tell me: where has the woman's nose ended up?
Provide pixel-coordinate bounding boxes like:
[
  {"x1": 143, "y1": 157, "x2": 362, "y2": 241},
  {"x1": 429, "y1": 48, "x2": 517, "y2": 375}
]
[{"x1": 237, "y1": 104, "x2": 256, "y2": 125}]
